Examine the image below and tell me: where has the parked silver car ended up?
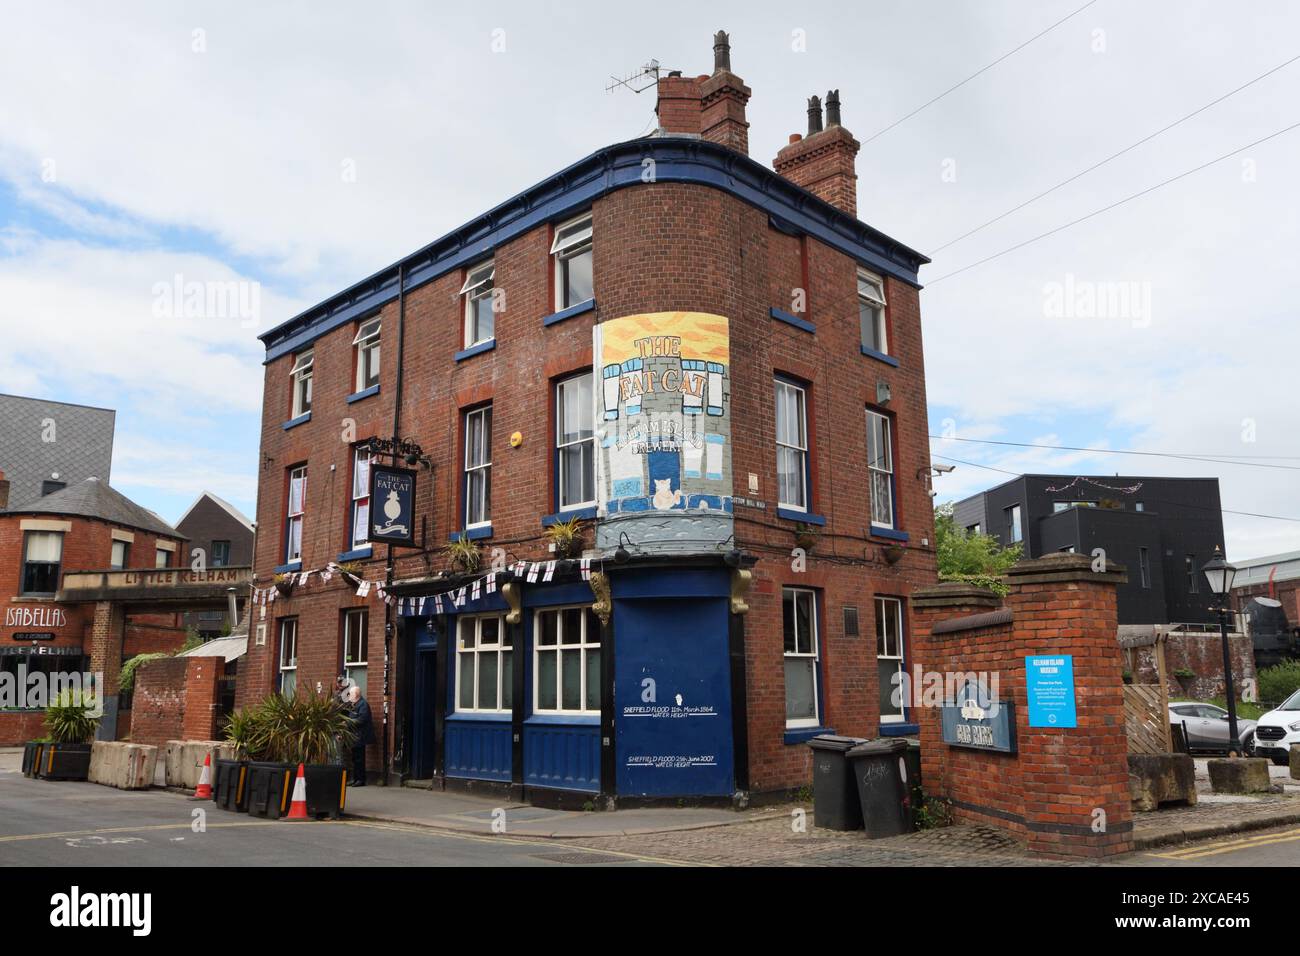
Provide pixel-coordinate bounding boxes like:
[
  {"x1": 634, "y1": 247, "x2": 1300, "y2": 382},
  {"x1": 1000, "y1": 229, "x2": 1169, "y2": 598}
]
[{"x1": 1168, "y1": 702, "x2": 1257, "y2": 754}]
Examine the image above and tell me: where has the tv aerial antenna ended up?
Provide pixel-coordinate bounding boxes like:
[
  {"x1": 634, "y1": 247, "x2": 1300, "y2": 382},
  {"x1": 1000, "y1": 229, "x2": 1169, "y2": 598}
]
[{"x1": 605, "y1": 59, "x2": 668, "y2": 94}]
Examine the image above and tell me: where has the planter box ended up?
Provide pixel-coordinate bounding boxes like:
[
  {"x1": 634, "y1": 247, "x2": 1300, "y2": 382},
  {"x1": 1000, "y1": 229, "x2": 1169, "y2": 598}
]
[
  {"x1": 213, "y1": 759, "x2": 250, "y2": 812},
  {"x1": 21, "y1": 742, "x2": 46, "y2": 778},
  {"x1": 37, "y1": 742, "x2": 93, "y2": 781},
  {"x1": 245, "y1": 761, "x2": 296, "y2": 819},
  {"x1": 88, "y1": 742, "x2": 157, "y2": 790},
  {"x1": 303, "y1": 764, "x2": 348, "y2": 820}
]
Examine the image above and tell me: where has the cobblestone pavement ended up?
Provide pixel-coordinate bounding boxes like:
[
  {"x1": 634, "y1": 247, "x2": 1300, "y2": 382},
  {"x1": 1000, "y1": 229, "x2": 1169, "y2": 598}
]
[{"x1": 573, "y1": 813, "x2": 1055, "y2": 867}]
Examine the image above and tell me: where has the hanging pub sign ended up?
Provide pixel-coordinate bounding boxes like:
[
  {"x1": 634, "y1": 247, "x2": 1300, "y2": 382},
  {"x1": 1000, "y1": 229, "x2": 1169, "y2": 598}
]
[{"x1": 368, "y1": 464, "x2": 417, "y2": 548}]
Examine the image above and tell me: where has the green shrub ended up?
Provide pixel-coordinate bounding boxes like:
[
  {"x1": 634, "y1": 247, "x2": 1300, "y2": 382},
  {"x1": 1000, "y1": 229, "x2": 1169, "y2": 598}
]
[
  {"x1": 118, "y1": 652, "x2": 170, "y2": 693},
  {"x1": 1257, "y1": 660, "x2": 1300, "y2": 707},
  {"x1": 44, "y1": 690, "x2": 100, "y2": 744},
  {"x1": 233, "y1": 692, "x2": 356, "y2": 764}
]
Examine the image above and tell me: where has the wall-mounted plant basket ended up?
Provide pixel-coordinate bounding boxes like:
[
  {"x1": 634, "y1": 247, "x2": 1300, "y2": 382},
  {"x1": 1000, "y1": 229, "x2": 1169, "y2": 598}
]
[
  {"x1": 883, "y1": 544, "x2": 905, "y2": 565},
  {"x1": 794, "y1": 524, "x2": 820, "y2": 551}
]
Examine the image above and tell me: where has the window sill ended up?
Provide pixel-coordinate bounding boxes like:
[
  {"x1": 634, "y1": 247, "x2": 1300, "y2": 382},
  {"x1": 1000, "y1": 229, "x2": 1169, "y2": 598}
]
[
  {"x1": 542, "y1": 506, "x2": 597, "y2": 525},
  {"x1": 770, "y1": 307, "x2": 815, "y2": 334},
  {"x1": 860, "y1": 345, "x2": 899, "y2": 368},
  {"x1": 879, "y1": 722, "x2": 919, "y2": 737},
  {"x1": 542, "y1": 298, "x2": 596, "y2": 327},
  {"x1": 346, "y1": 385, "x2": 380, "y2": 404},
  {"x1": 273, "y1": 561, "x2": 302, "y2": 574},
  {"x1": 454, "y1": 340, "x2": 496, "y2": 362},
  {"x1": 777, "y1": 508, "x2": 826, "y2": 526},
  {"x1": 449, "y1": 525, "x2": 493, "y2": 542},
  {"x1": 784, "y1": 726, "x2": 833, "y2": 745},
  {"x1": 525, "y1": 714, "x2": 600, "y2": 726},
  {"x1": 282, "y1": 412, "x2": 311, "y2": 431},
  {"x1": 447, "y1": 712, "x2": 511, "y2": 723},
  {"x1": 337, "y1": 547, "x2": 372, "y2": 562},
  {"x1": 870, "y1": 527, "x2": 910, "y2": 543}
]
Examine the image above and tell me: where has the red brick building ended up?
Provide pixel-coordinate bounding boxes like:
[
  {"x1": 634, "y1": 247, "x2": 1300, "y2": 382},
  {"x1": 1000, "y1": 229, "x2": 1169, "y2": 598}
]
[
  {"x1": 241, "y1": 32, "x2": 937, "y2": 802},
  {"x1": 0, "y1": 473, "x2": 189, "y2": 744}
]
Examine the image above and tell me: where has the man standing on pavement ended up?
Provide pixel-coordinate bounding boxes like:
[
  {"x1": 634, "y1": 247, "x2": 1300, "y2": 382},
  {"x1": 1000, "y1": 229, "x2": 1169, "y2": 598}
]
[{"x1": 346, "y1": 685, "x2": 375, "y2": 787}]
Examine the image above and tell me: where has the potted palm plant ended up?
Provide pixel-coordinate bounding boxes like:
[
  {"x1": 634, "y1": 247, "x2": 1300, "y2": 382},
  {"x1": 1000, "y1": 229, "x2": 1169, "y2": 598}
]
[
  {"x1": 545, "y1": 515, "x2": 586, "y2": 559},
  {"x1": 37, "y1": 690, "x2": 100, "y2": 781},
  {"x1": 242, "y1": 692, "x2": 356, "y2": 819}
]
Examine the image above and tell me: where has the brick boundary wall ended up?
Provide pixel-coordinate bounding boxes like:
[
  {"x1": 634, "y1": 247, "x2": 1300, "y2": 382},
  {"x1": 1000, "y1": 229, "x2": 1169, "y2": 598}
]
[
  {"x1": 1130, "y1": 632, "x2": 1256, "y2": 701},
  {"x1": 130, "y1": 656, "x2": 222, "y2": 748},
  {"x1": 910, "y1": 554, "x2": 1133, "y2": 859}
]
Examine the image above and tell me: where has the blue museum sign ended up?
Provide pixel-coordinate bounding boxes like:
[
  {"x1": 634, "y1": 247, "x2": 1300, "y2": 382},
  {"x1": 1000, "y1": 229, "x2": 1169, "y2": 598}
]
[{"x1": 1025, "y1": 655, "x2": 1077, "y2": 728}]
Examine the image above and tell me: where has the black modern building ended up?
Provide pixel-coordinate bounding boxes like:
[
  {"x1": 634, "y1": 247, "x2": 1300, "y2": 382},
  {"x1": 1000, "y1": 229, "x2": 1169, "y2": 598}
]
[{"x1": 954, "y1": 475, "x2": 1224, "y2": 625}]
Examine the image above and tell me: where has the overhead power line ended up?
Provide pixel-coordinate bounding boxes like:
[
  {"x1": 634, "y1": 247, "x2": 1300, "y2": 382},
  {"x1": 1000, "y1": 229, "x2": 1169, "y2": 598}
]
[
  {"x1": 932, "y1": 53, "x2": 1300, "y2": 252},
  {"x1": 930, "y1": 453, "x2": 1300, "y2": 523},
  {"x1": 928, "y1": 435, "x2": 1300, "y2": 471},
  {"x1": 926, "y1": 119, "x2": 1300, "y2": 284},
  {"x1": 862, "y1": 0, "x2": 1099, "y2": 145}
]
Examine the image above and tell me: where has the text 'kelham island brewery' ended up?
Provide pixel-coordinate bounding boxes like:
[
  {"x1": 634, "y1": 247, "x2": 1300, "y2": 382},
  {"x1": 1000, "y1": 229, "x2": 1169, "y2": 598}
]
[{"x1": 241, "y1": 30, "x2": 937, "y2": 804}]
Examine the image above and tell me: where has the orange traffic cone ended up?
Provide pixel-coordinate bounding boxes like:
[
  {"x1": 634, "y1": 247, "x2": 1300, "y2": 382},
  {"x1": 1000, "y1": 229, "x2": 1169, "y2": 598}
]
[
  {"x1": 285, "y1": 762, "x2": 309, "y2": 820},
  {"x1": 193, "y1": 752, "x2": 213, "y2": 799}
]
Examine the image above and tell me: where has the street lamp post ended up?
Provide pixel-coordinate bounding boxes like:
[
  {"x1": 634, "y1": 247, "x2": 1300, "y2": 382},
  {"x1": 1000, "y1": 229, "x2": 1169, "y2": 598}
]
[{"x1": 1202, "y1": 546, "x2": 1240, "y2": 756}]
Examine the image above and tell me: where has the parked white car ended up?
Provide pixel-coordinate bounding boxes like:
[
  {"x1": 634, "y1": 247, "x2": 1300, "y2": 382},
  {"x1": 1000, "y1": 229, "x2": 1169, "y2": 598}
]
[{"x1": 1250, "y1": 687, "x2": 1300, "y2": 766}]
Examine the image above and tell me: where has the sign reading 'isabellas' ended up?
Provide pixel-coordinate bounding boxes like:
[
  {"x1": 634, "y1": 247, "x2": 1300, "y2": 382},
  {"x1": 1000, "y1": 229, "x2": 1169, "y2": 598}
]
[{"x1": 6, "y1": 606, "x2": 67, "y2": 629}]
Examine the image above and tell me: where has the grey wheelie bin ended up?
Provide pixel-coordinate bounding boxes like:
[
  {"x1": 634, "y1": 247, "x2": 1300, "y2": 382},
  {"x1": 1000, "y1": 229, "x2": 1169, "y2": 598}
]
[
  {"x1": 806, "y1": 734, "x2": 868, "y2": 830},
  {"x1": 846, "y1": 737, "x2": 912, "y2": 838}
]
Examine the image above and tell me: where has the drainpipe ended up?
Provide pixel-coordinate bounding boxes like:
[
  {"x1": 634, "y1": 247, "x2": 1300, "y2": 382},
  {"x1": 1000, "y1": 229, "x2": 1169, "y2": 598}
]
[{"x1": 383, "y1": 263, "x2": 407, "y2": 785}]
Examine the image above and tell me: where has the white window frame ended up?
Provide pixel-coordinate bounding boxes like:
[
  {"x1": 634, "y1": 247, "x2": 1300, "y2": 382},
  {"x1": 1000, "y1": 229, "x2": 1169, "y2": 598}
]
[
  {"x1": 110, "y1": 540, "x2": 129, "y2": 570},
  {"x1": 775, "y1": 379, "x2": 808, "y2": 512},
  {"x1": 460, "y1": 261, "x2": 496, "y2": 348},
  {"x1": 21, "y1": 531, "x2": 63, "y2": 595},
  {"x1": 343, "y1": 608, "x2": 368, "y2": 695},
  {"x1": 550, "y1": 213, "x2": 593, "y2": 310},
  {"x1": 556, "y1": 372, "x2": 595, "y2": 511},
  {"x1": 456, "y1": 613, "x2": 512, "y2": 714},
  {"x1": 783, "y1": 587, "x2": 820, "y2": 729},
  {"x1": 278, "y1": 619, "x2": 298, "y2": 697},
  {"x1": 464, "y1": 406, "x2": 492, "y2": 528},
  {"x1": 290, "y1": 349, "x2": 313, "y2": 418},
  {"x1": 875, "y1": 596, "x2": 906, "y2": 724},
  {"x1": 866, "y1": 410, "x2": 895, "y2": 529},
  {"x1": 533, "y1": 606, "x2": 601, "y2": 716},
  {"x1": 1007, "y1": 504, "x2": 1022, "y2": 544},
  {"x1": 858, "y1": 270, "x2": 888, "y2": 355},
  {"x1": 155, "y1": 547, "x2": 170, "y2": 568},
  {"x1": 350, "y1": 446, "x2": 372, "y2": 550},
  {"x1": 353, "y1": 317, "x2": 381, "y2": 392},
  {"x1": 286, "y1": 465, "x2": 307, "y2": 563}
]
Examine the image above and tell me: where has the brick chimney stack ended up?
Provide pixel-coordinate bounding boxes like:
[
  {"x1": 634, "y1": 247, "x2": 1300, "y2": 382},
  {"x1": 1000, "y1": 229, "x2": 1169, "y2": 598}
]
[
  {"x1": 655, "y1": 30, "x2": 751, "y2": 156},
  {"x1": 0, "y1": 469, "x2": 9, "y2": 510},
  {"x1": 774, "y1": 88, "x2": 861, "y2": 218}
]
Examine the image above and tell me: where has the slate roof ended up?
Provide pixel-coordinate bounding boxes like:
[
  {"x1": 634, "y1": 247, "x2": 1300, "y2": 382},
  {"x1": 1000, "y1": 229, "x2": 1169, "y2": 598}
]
[
  {"x1": 0, "y1": 393, "x2": 115, "y2": 509},
  {"x1": 2, "y1": 476, "x2": 183, "y2": 539},
  {"x1": 176, "y1": 491, "x2": 255, "y2": 534}
]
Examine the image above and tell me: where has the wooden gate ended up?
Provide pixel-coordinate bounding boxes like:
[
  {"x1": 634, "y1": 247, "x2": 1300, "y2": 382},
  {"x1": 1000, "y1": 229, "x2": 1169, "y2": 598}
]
[{"x1": 1119, "y1": 630, "x2": 1173, "y2": 753}]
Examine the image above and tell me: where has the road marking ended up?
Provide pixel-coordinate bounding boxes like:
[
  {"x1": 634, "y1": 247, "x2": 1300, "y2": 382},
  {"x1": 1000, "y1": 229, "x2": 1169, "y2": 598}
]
[
  {"x1": 1147, "y1": 826, "x2": 1300, "y2": 860},
  {"x1": 339, "y1": 819, "x2": 702, "y2": 866},
  {"x1": 0, "y1": 821, "x2": 273, "y2": 844}
]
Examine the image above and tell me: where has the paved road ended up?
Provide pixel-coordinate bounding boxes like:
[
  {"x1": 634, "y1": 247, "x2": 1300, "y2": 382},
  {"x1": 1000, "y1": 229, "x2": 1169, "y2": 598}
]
[
  {"x1": 1136, "y1": 824, "x2": 1300, "y2": 867},
  {"x1": 0, "y1": 767, "x2": 669, "y2": 867}
]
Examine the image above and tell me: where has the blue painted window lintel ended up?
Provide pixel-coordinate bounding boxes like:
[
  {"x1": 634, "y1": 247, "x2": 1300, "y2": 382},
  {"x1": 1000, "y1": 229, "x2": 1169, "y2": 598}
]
[
  {"x1": 770, "y1": 307, "x2": 815, "y2": 334},
  {"x1": 273, "y1": 561, "x2": 301, "y2": 574},
  {"x1": 871, "y1": 526, "x2": 910, "y2": 542},
  {"x1": 337, "y1": 546, "x2": 372, "y2": 562},
  {"x1": 346, "y1": 384, "x2": 380, "y2": 404},
  {"x1": 784, "y1": 726, "x2": 834, "y2": 746},
  {"x1": 454, "y1": 339, "x2": 496, "y2": 362},
  {"x1": 449, "y1": 525, "x2": 493, "y2": 542},
  {"x1": 778, "y1": 508, "x2": 826, "y2": 526},
  {"x1": 542, "y1": 507, "x2": 597, "y2": 526},
  {"x1": 880, "y1": 723, "x2": 919, "y2": 737},
  {"x1": 542, "y1": 298, "x2": 596, "y2": 327},
  {"x1": 282, "y1": 412, "x2": 311, "y2": 430},
  {"x1": 861, "y1": 345, "x2": 900, "y2": 367}
]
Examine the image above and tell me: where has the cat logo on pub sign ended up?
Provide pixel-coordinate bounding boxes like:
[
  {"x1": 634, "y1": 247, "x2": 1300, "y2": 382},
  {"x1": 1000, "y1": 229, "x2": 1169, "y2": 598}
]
[{"x1": 368, "y1": 464, "x2": 417, "y2": 547}]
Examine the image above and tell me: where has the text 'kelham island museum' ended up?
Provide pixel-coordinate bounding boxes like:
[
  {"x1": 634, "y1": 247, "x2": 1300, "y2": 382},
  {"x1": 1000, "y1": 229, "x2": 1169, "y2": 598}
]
[{"x1": 240, "y1": 32, "x2": 938, "y2": 805}]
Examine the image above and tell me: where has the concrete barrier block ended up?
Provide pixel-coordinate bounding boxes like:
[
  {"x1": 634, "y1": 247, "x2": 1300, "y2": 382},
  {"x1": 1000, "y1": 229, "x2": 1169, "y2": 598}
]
[
  {"x1": 1128, "y1": 753, "x2": 1197, "y2": 811},
  {"x1": 1208, "y1": 757, "x2": 1272, "y2": 794},
  {"x1": 89, "y1": 741, "x2": 158, "y2": 790},
  {"x1": 164, "y1": 740, "x2": 236, "y2": 790}
]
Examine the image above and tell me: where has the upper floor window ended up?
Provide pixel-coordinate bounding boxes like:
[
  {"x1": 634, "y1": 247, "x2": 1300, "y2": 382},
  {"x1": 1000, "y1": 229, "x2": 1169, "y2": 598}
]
[
  {"x1": 1006, "y1": 504, "x2": 1023, "y2": 544},
  {"x1": 343, "y1": 608, "x2": 369, "y2": 696},
  {"x1": 212, "y1": 540, "x2": 231, "y2": 567},
  {"x1": 41, "y1": 480, "x2": 65, "y2": 496},
  {"x1": 290, "y1": 349, "x2": 313, "y2": 418},
  {"x1": 534, "y1": 607, "x2": 601, "y2": 715},
  {"x1": 876, "y1": 596, "x2": 906, "y2": 723},
  {"x1": 866, "y1": 411, "x2": 895, "y2": 529},
  {"x1": 551, "y1": 213, "x2": 593, "y2": 310},
  {"x1": 1134, "y1": 502, "x2": 1145, "y2": 512},
  {"x1": 556, "y1": 373, "x2": 595, "y2": 511},
  {"x1": 858, "y1": 271, "x2": 888, "y2": 355},
  {"x1": 155, "y1": 547, "x2": 171, "y2": 568},
  {"x1": 457, "y1": 614, "x2": 512, "y2": 714},
  {"x1": 285, "y1": 465, "x2": 307, "y2": 564},
  {"x1": 460, "y1": 262, "x2": 495, "y2": 348},
  {"x1": 1138, "y1": 547, "x2": 1151, "y2": 589},
  {"x1": 464, "y1": 406, "x2": 492, "y2": 528},
  {"x1": 21, "y1": 531, "x2": 63, "y2": 595},
  {"x1": 278, "y1": 619, "x2": 298, "y2": 697},
  {"x1": 353, "y1": 317, "x2": 381, "y2": 392},
  {"x1": 783, "y1": 587, "x2": 819, "y2": 728},
  {"x1": 110, "y1": 540, "x2": 129, "y2": 570},
  {"x1": 775, "y1": 379, "x2": 808, "y2": 512},
  {"x1": 350, "y1": 446, "x2": 372, "y2": 550},
  {"x1": 1186, "y1": 554, "x2": 1199, "y2": 594}
]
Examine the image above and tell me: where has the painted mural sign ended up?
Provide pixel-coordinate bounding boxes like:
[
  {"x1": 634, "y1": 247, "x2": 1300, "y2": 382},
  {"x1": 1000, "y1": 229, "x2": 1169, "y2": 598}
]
[{"x1": 593, "y1": 312, "x2": 732, "y2": 549}]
